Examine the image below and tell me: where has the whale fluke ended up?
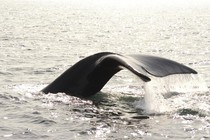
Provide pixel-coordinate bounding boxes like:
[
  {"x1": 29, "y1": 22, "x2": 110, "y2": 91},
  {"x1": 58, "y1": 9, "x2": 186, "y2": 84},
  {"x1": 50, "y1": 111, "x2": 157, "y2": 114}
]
[{"x1": 41, "y1": 52, "x2": 197, "y2": 98}]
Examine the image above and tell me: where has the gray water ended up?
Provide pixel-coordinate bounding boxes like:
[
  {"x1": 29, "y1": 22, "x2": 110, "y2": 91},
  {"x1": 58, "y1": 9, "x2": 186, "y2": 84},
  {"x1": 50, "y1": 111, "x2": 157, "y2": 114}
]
[{"x1": 1, "y1": 0, "x2": 210, "y2": 139}]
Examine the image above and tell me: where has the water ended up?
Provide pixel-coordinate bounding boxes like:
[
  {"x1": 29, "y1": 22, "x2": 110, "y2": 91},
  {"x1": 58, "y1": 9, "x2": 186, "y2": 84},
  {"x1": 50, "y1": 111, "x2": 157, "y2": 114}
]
[{"x1": 0, "y1": 0, "x2": 210, "y2": 139}]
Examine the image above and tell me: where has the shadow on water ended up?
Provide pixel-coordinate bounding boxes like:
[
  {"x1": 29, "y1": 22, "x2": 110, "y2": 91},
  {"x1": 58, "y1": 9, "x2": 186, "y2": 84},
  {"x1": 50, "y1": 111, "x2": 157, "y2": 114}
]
[{"x1": 76, "y1": 91, "x2": 150, "y2": 121}]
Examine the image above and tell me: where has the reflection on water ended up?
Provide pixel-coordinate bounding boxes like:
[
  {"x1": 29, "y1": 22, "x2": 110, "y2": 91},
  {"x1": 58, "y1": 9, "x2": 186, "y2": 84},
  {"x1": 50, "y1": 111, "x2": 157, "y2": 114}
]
[{"x1": 0, "y1": 0, "x2": 210, "y2": 139}]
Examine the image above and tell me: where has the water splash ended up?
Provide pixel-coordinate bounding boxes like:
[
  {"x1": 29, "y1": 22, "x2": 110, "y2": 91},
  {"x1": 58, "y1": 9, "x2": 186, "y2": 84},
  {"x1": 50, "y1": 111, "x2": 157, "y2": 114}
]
[
  {"x1": 134, "y1": 74, "x2": 209, "y2": 114},
  {"x1": 12, "y1": 74, "x2": 209, "y2": 116}
]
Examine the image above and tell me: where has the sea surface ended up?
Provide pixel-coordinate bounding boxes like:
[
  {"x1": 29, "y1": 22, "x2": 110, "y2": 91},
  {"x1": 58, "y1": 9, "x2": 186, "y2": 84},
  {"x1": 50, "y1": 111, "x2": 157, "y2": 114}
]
[{"x1": 0, "y1": 0, "x2": 210, "y2": 139}]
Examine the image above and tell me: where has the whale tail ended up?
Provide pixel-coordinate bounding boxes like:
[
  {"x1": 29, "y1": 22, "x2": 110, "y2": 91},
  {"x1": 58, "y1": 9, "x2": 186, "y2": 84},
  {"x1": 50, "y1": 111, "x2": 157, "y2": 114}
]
[{"x1": 41, "y1": 52, "x2": 197, "y2": 98}]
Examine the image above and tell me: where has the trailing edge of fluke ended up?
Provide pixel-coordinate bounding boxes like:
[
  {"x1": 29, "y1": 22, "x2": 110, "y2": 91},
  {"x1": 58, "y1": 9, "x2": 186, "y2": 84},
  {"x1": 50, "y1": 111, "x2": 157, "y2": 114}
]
[{"x1": 41, "y1": 52, "x2": 197, "y2": 98}]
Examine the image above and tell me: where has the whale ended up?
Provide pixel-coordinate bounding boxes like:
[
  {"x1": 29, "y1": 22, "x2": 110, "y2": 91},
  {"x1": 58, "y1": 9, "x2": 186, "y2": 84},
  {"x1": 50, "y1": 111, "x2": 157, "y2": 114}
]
[{"x1": 41, "y1": 52, "x2": 197, "y2": 98}]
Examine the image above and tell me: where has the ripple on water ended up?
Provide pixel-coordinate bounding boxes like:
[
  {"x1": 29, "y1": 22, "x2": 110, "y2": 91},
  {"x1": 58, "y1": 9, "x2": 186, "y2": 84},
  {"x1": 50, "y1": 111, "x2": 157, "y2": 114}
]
[{"x1": 3, "y1": 73, "x2": 209, "y2": 139}]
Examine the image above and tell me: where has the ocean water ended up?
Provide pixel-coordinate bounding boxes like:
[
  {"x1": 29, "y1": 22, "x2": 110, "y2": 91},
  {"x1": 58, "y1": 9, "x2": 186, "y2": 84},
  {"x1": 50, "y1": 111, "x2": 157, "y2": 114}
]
[{"x1": 0, "y1": 0, "x2": 210, "y2": 139}]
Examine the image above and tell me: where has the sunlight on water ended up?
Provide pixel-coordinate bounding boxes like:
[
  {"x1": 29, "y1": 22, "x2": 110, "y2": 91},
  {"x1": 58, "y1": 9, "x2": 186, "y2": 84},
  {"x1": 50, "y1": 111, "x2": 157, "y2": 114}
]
[
  {"x1": 13, "y1": 84, "x2": 94, "y2": 106},
  {"x1": 1, "y1": 0, "x2": 210, "y2": 139},
  {"x1": 134, "y1": 74, "x2": 209, "y2": 114},
  {"x1": 13, "y1": 84, "x2": 44, "y2": 94},
  {"x1": 62, "y1": 0, "x2": 210, "y2": 8}
]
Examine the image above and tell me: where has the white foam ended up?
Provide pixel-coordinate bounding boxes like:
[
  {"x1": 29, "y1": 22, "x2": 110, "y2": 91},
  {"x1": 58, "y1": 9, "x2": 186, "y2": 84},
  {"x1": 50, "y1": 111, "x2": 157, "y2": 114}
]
[{"x1": 12, "y1": 84, "x2": 93, "y2": 105}]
